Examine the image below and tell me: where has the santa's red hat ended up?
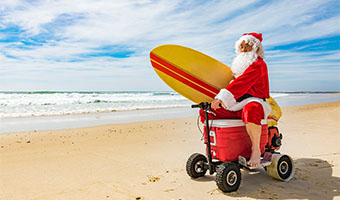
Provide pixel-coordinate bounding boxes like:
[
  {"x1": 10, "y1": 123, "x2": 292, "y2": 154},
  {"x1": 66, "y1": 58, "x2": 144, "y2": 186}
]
[{"x1": 242, "y1": 33, "x2": 263, "y2": 42}]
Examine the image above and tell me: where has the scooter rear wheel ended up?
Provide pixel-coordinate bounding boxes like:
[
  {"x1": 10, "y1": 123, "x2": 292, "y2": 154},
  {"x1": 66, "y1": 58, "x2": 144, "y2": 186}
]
[
  {"x1": 216, "y1": 162, "x2": 241, "y2": 192},
  {"x1": 266, "y1": 154, "x2": 294, "y2": 181}
]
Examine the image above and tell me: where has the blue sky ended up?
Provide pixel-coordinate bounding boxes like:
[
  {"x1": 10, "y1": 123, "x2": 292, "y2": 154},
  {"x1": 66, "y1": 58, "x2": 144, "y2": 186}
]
[{"x1": 0, "y1": 0, "x2": 339, "y2": 92}]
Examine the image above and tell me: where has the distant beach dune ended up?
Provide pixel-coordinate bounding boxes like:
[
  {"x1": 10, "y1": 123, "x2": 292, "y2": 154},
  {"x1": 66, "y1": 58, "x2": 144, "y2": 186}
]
[{"x1": 0, "y1": 101, "x2": 339, "y2": 199}]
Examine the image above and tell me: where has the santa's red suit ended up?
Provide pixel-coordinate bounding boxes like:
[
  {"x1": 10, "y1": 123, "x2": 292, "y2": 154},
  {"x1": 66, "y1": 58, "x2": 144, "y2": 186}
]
[{"x1": 200, "y1": 33, "x2": 271, "y2": 125}]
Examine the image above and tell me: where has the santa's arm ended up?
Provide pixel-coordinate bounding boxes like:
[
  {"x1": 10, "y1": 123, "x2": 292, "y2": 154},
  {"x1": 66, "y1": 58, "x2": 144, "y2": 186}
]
[{"x1": 215, "y1": 62, "x2": 262, "y2": 108}]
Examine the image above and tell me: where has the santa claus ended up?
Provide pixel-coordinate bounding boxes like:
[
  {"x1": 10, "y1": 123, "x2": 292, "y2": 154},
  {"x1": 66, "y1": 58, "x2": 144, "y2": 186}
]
[{"x1": 200, "y1": 33, "x2": 271, "y2": 168}]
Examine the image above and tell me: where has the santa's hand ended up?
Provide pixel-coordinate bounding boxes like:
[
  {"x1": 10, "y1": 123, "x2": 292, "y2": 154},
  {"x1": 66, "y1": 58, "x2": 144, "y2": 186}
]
[{"x1": 211, "y1": 99, "x2": 222, "y2": 110}]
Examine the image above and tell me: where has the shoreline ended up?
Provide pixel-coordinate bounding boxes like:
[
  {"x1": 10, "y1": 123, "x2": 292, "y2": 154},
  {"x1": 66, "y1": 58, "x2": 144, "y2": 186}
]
[
  {"x1": 0, "y1": 105, "x2": 189, "y2": 120},
  {"x1": 0, "y1": 101, "x2": 339, "y2": 199},
  {"x1": 1, "y1": 98, "x2": 340, "y2": 134},
  {"x1": 0, "y1": 106, "x2": 198, "y2": 134}
]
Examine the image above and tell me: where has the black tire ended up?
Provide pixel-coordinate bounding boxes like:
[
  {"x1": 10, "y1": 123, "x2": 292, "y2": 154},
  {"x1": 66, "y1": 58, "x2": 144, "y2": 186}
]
[
  {"x1": 216, "y1": 162, "x2": 241, "y2": 192},
  {"x1": 277, "y1": 155, "x2": 293, "y2": 180},
  {"x1": 186, "y1": 153, "x2": 207, "y2": 178}
]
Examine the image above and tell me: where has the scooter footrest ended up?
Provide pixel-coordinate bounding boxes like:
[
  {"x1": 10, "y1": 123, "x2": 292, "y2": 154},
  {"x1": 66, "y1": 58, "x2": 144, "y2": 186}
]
[{"x1": 238, "y1": 156, "x2": 247, "y2": 167}]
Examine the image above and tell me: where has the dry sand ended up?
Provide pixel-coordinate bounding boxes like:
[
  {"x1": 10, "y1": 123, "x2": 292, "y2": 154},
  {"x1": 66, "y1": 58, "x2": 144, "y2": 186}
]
[{"x1": 0, "y1": 101, "x2": 339, "y2": 200}]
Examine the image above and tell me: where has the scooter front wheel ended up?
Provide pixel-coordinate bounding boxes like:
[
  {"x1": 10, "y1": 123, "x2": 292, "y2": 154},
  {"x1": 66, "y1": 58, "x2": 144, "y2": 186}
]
[{"x1": 186, "y1": 153, "x2": 208, "y2": 178}]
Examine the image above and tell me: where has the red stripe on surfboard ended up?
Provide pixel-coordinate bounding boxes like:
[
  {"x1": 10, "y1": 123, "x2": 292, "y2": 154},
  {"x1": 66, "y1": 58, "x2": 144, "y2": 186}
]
[
  {"x1": 267, "y1": 116, "x2": 278, "y2": 122},
  {"x1": 150, "y1": 53, "x2": 220, "y2": 94},
  {"x1": 151, "y1": 60, "x2": 216, "y2": 99}
]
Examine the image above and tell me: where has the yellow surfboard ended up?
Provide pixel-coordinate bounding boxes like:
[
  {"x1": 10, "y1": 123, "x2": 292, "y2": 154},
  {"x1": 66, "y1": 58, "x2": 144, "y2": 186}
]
[
  {"x1": 150, "y1": 44, "x2": 282, "y2": 126},
  {"x1": 150, "y1": 44, "x2": 233, "y2": 104}
]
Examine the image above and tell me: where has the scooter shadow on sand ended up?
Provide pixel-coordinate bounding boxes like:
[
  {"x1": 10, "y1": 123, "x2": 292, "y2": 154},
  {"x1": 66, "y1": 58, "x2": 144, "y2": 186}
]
[
  {"x1": 194, "y1": 158, "x2": 338, "y2": 199},
  {"x1": 227, "y1": 158, "x2": 339, "y2": 200}
]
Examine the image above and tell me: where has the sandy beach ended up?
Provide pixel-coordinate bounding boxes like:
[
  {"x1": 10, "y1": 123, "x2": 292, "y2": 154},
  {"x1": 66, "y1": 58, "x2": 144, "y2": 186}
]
[{"x1": 0, "y1": 101, "x2": 339, "y2": 200}]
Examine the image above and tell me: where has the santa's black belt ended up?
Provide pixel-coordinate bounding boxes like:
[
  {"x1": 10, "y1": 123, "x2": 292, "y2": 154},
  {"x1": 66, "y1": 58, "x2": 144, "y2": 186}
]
[{"x1": 236, "y1": 94, "x2": 266, "y2": 102}]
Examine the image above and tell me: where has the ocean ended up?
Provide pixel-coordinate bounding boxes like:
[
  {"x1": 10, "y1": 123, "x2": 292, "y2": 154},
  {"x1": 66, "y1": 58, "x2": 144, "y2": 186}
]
[
  {"x1": 0, "y1": 91, "x2": 187, "y2": 118},
  {"x1": 0, "y1": 91, "x2": 339, "y2": 119},
  {"x1": 0, "y1": 91, "x2": 339, "y2": 133}
]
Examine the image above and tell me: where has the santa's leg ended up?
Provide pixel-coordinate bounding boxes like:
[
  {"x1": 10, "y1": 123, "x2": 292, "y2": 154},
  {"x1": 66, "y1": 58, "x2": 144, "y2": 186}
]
[
  {"x1": 246, "y1": 123, "x2": 261, "y2": 167},
  {"x1": 242, "y1": 102, "x2": 264, "y2": 168}
]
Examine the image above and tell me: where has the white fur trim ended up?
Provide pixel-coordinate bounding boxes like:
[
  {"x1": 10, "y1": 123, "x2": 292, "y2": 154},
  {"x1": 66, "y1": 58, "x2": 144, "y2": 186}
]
[
  {"x1": 240, "y1": 35, "x2": 260, "y2": 43},
  {"x1": 215, "y1": 89, "x2": 236, "y2": 108},
  {"x1": 228, "y1": 97, "x2": 272, "y2": 118}
]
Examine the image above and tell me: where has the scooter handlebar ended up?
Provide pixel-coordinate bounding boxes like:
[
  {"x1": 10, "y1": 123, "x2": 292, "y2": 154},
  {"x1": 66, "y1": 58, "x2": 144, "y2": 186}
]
[
  {"x1": 191, "y1": 104, "x2": 200, "y2": 108},
  {"x1": 191, "y1": 102, "x2": 211, "y2": 109},
  {"x1": 191, "y1": 102, "x2": 222, "y2": 109}
]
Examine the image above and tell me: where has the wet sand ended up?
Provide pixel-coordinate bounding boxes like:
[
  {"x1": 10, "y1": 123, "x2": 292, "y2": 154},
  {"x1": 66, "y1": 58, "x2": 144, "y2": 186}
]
[{"x1": 0, "y1": 101, "x2": 339, "y2": 199}]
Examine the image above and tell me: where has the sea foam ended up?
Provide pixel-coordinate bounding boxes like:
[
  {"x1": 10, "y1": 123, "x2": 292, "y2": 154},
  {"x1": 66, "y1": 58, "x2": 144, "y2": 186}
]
[
  {"x1": 0, "y1": 91, "x2": 338, "y2": 118},
  {"x1": 0, "y1": 91, "x2": 190, "y2": 118}
]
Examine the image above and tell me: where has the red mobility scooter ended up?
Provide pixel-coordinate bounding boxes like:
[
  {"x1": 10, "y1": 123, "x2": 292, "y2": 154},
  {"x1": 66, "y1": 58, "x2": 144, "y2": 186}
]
[{"x1": 186, "y1": 102, "x2": 294, "y2": 192}]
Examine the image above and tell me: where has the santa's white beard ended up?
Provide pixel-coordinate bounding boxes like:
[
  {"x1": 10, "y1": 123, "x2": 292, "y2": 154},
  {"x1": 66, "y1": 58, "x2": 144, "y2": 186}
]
[{"x1": 231, "y1": 51, "x2": 258, "y2": 78}]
